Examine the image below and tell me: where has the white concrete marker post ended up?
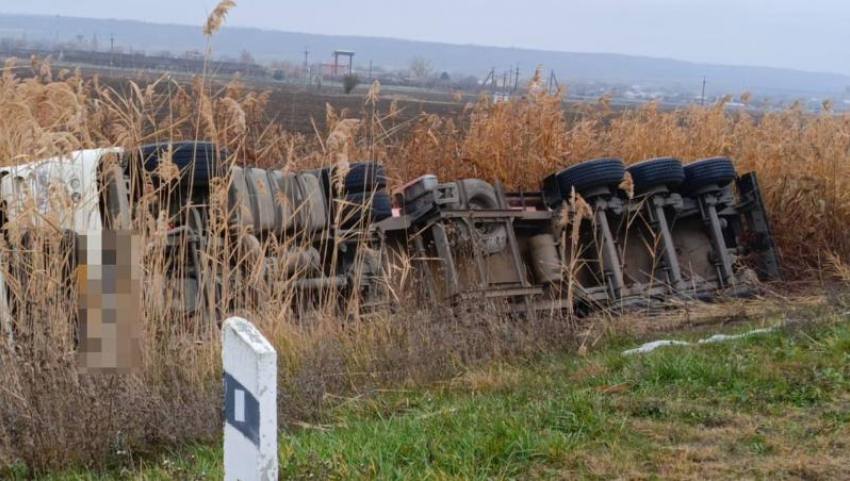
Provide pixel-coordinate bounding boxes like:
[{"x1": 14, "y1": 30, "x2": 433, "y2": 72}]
[{"x1": 222, "y1": 317, "x2": 278, "y2": 481}]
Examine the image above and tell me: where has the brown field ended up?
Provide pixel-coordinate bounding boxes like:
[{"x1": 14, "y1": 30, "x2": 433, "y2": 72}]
[
  {"x1": 258, "y1": 84, "x2": 466, "y2": 135},
  {"x1": 87, "y1": 69, "x2": 468, "y2": 135}
]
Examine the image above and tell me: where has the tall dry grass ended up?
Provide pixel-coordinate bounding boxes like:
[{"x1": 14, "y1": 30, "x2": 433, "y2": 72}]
[
  {"x1": 0, "y1": 55, "x2": 846, "y2": 474},
  {"x1": 0, "y1": 59, "x2": 576, "y2": 474}
]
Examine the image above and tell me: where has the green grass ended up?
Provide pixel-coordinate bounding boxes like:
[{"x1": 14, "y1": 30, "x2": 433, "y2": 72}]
[{"x1": 35, "y1": 318, "x2": 850, "y2": 479}]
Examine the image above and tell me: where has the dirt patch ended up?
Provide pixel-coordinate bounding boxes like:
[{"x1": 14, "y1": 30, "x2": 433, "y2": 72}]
[
  {"x1": 575, "y1": 294, "x2": 828, "y2": 350},
  {"x1": 645, "y1": 410, "x2": 850, "y2": 480}
]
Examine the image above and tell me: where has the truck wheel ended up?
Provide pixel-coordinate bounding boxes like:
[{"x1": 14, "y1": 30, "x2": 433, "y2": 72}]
[
  {"x1": 627, "y1": 157, "x2": 685, "y2": 193},
  {"x1": 339, "y1": 163, "x2": 387, "y2": 193},
  {"x1": 297, "y1": 173, "x2": 328, "y2": 231},
  {"x1": 679, "y1": 157, "x2": 737, "y2": 193},
  {"x1": 554, "y1": 158, "x2": 626, "y2": 198},
  {"x1": 228, "y1": 166, "x2": 254, "y2": 231},
  {"x1": 456, "y1": 179, "x2": 507, "y2": 255},
  {"x1": 340, "y1": 191, "x2": 393, "y2": 227},
  {"x1": 138, "y1": 141, "x2": 227, "y2": 187},
  {"x1": 370, "y1": 192, "x2": 393, "y2": 221}
]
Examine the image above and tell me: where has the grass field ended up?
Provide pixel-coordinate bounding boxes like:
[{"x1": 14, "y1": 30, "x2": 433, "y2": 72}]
[{"x1": 30, "y1": 304, "x2": 849, "y2": 480}]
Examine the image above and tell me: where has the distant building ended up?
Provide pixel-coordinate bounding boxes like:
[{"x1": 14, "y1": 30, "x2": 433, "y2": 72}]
[{"x1": 492, "y1": 91, "x2": 511, "y2": 103}]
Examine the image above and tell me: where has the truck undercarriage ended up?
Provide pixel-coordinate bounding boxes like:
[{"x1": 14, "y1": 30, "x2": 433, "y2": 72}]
[
  {"x1": 0, "y1": 142, "x2": 781, "y2": 336},
  {"x1": 379, "y1": 155, "x2": 781, "y2": 318}
]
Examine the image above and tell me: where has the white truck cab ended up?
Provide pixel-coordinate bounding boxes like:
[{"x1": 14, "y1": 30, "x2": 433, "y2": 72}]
[{"x1": 0, "y1": 148, "x2": 128, "y2": 235}]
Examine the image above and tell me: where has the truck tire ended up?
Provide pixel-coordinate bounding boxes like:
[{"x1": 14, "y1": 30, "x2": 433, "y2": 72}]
[
  {"x1": 370, "y1": 192, "x2": 393, "y2": 221},
  {"x1": 680, "y1": 157, "x2": 737, "y2": 193},
  {"x1": 138, "y1": 141, "x2": 227, "y2": 187},
  {"x1": 340, "y1": 191, "x2": 393, "y2": 227},
  {"x1": 228, "y1": 166, "x2": 254, "y2": 231},
  {"x1": 296, "y1": 173, "x2": 328, "y2": 231},
  {"x1": 339, "y1": 163, "x2": 387, "y2": 193},
  {"x1": 455, "y1": 179, "x2": 508, "y2": 255},
  {"x1": 245, "y1": 168, "x2": 276, "y2": 234},
  {"x1": 306, "y1": 168, "x2": 332, "y2": 199},
  {"x1": 554, "y1": 158, "x2": 626, "y2": 198},
  {"x1": 267, "y1": 170, "x2": 296, "y2": 232},
  {"x1": 627, "y1": 157, "x2": 685, "y2": 193}
]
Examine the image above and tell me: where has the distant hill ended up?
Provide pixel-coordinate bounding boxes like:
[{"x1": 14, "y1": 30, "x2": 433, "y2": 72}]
[{"x1": 1, "y1": 13, "x2": 848, "y2": 97}]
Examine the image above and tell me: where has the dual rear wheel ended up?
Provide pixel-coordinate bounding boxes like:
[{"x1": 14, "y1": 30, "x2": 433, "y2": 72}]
[{"x1": 546, "y1": 156, "x2": 736, "y2": 203}]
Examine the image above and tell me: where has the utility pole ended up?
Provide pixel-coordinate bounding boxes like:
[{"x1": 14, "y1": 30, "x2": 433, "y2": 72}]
[
  {"x1": 303, "y1": 47, "x2": 310, "y2": 84},
  {"x1": 368, "y1": 59, "x2": 373, "y2": 82},
  {"x1": 485, "y1": 67, "x2": 495, "y2": 95},
  {"x1": 513, "y1": 65, "x2": 520, "y2": 92},
  {"x1": 110, "y1": 34, "x2": 115, "y2": 77},
  {"x1": 548, "y1": 70, "x2": 560, "y2": 95},
  {"x1": 701, "y1": 76, "x2": 707, "y2": 106}
]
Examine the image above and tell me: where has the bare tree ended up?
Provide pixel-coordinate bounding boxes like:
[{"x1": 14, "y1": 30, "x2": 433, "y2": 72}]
[
  {"x1": 239, "y1": 49, "x2": 255, "y2": 65},
  {"x1": 409, "y1": 57, "x2": 433, "y2": 85},
  {"x1": 239, "y1": 49, "x2": 255, "y2": 75}
]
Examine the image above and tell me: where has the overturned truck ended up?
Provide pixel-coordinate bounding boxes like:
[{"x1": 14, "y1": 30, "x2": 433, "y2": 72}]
[
  {"x1": 380, "y1": 156, "x2": 781, "y2": 316},
  {"x1": 0, "y1": 142, "x2": 781, "y2": 330}
]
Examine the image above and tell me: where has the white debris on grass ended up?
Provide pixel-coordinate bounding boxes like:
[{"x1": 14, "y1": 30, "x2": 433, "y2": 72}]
[
  {"x1": 622, "y1": 327, "x2": 777, "y2": 356},
  {"x1": 621, "y1": 340, "x2": 691, "y2": 356},
  {"x1": 697, "y1": 328, "x2": 776, "y2": 344}
]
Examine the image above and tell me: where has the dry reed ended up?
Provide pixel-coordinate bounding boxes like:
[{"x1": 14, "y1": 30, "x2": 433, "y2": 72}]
[{"x1": 0, "y1": 56, "x2": 845, "y2": 474}]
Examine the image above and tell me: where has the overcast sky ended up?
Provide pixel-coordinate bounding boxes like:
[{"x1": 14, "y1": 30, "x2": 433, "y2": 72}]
[{"x1": 3, "y1": 0, "x2": 849, "y2": 74}]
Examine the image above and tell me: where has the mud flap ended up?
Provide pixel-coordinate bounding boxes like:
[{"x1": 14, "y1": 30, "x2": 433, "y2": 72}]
[{"x1": 735, "y1": 172, "x2": 783, "y2": 281}]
